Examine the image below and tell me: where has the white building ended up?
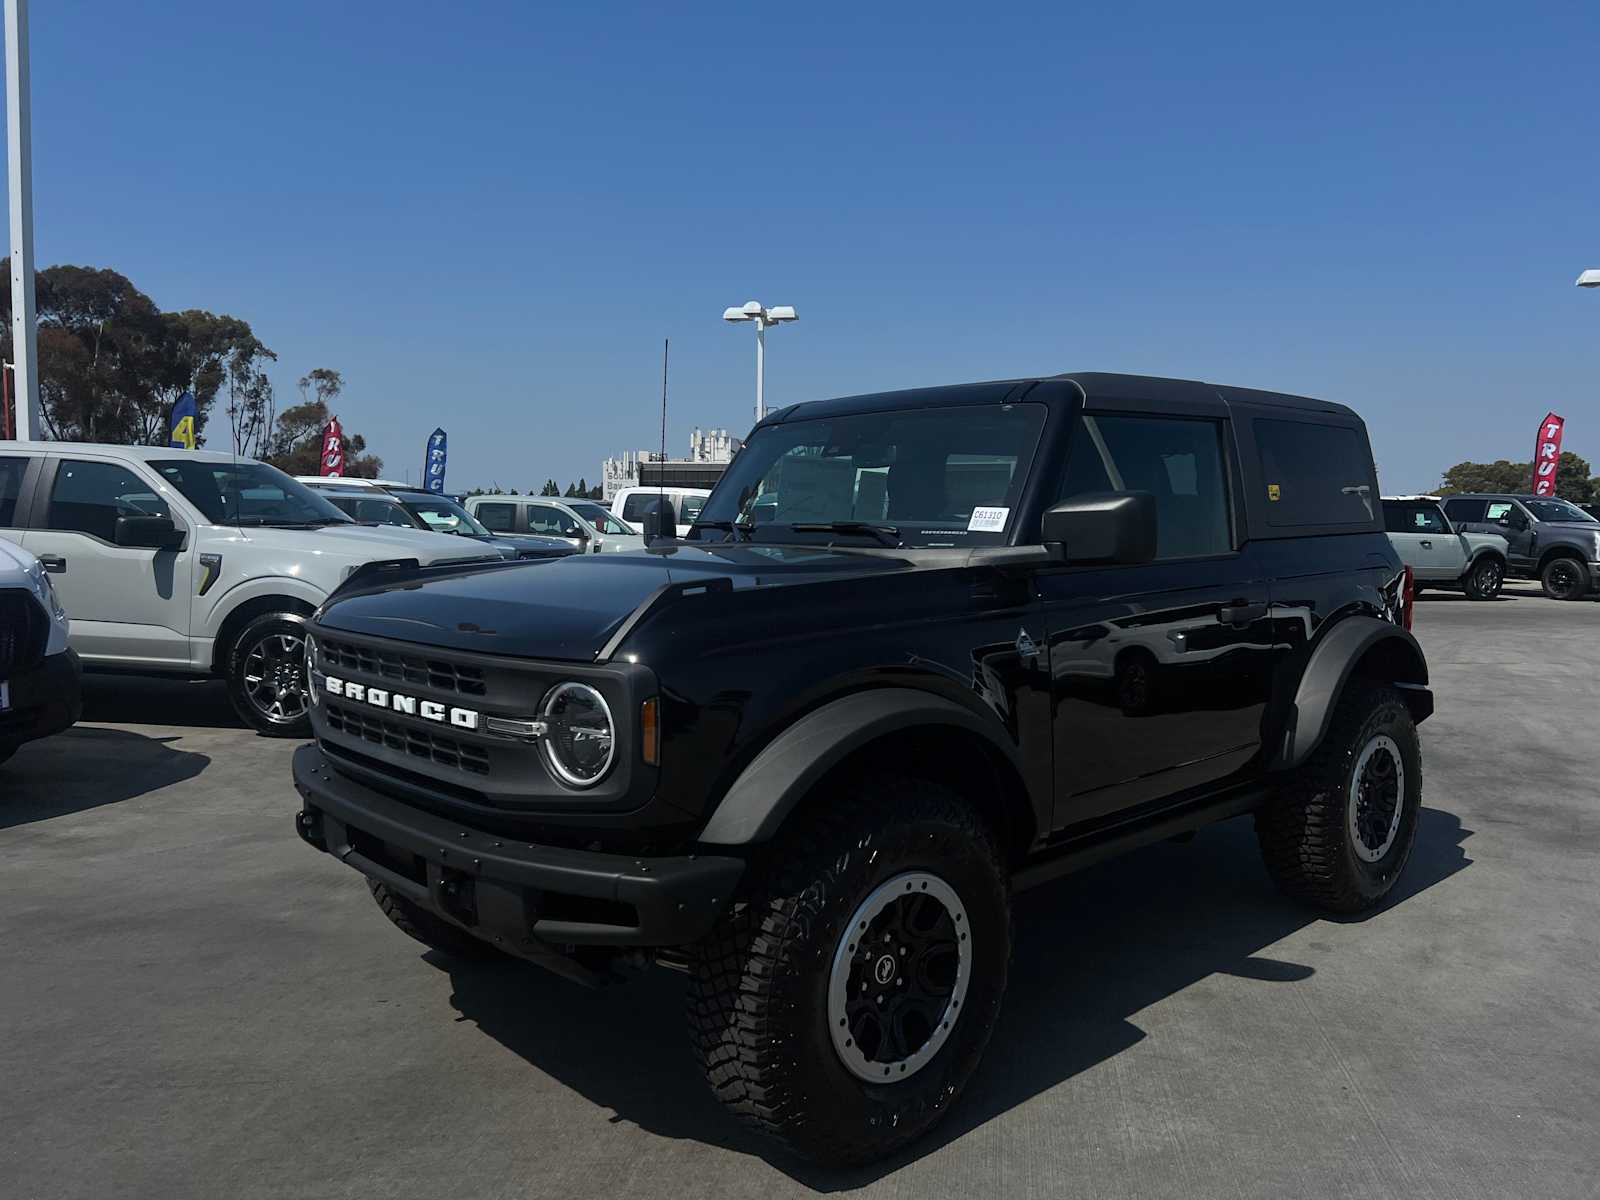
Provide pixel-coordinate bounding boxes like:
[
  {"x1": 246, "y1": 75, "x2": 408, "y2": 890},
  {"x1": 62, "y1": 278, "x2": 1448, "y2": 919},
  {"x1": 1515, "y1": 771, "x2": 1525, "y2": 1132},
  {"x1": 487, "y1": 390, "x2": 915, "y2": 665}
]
[{"x1": 602, "y1": 428, "x2": 743, "y2": 501}]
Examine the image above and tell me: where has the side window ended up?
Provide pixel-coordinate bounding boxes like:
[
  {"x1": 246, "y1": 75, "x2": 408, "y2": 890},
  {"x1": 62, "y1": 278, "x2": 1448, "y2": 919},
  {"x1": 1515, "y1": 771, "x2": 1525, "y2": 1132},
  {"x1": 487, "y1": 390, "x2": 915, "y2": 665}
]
[
  {"x1": 475, "y1": 502, "x2": 515, "y2": 532},
  {"x1": 1253, "y1": 419, "x2": 1376, "y2": 527},
  {"x1": 0, "y1": 456, "x2": 32, "y2": 527},
  {"x1": 1417, "y1": 505, "x2": 1448, "y2": 533},
  {"x1": 1385, "y1": 503, "x2": 1446, "y2": 533},
  {"x1": 621, "y1": 494, "x2": 654, "y2": 522},
  {"x1": 525, "y1": 505, "x2": 566, "y2": 535},
  {"x1": 48, "y1": 459, "x2": 171, "y2": 542},
  {"x1": 1443, "y1": 498, "x2": 1487, "y2": 524},
  {"x1": 1056, "y1": 414, "x2": 1232, "y2": 560}
]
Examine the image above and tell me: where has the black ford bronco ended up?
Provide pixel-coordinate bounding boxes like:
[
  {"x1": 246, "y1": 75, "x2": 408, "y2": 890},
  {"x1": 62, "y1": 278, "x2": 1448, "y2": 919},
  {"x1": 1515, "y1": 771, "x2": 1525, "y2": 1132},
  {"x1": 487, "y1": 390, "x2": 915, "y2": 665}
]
[{"x1": 293, "y1": 373, "x2": 1431, "y2": 1165}]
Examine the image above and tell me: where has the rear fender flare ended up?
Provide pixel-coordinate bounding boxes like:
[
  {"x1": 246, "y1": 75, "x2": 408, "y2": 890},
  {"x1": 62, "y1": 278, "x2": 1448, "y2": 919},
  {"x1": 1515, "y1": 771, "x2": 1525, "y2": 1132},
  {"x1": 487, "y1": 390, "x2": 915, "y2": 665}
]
[
  {"x1": 1271, "y1": 616, "x2": 1431, "y2": 771},
  {"x1": 697, "y1": 688, "x2": 1021, "y2": 846}
]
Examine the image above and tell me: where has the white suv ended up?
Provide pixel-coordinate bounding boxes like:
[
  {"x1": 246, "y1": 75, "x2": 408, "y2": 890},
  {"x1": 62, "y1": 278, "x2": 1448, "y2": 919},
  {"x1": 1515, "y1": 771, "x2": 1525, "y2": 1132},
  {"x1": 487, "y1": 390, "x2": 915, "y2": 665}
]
[
  {"x1": 0, "y1": 444, "x2": 500, "y2": 737},
  {"x1": 0, "y1": 539, "x2": 79, "y2": 765}
]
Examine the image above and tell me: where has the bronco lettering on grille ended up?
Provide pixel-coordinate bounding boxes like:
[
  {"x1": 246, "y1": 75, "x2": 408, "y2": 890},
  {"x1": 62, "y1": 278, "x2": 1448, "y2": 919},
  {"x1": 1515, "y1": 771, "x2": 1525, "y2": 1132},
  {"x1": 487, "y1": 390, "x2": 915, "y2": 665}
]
[{"x1": 323, "y1": 675, "x2": 480, "y2": 730}]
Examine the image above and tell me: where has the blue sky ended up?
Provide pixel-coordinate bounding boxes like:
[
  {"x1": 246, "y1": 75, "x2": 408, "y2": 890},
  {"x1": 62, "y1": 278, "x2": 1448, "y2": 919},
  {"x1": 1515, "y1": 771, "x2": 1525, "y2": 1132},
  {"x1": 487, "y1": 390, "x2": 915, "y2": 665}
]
[{"x1": 7, "y1": 1, "x2": 1599, "y2": 491}]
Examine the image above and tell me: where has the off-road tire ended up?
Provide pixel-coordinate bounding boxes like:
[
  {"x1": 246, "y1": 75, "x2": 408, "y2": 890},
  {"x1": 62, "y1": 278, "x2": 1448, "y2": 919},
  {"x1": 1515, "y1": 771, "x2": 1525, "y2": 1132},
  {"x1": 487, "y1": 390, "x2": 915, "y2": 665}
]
[
  {"x1": 226, "y1": 611, "x2": 312, "y2": 737},
  {"x1": 1255, "y1": 681, "x2": 1421, "y2": 914},
  {"x1": 1463, "y1": 555, "x2": 1504, "y2": 601},
  {"x1": 1540, "y1": 555, "x2": 1588, "y2": 601},
  {"x1": 687, "y1": 779, "x2": 1010, "y2": 1167},
  {"x1": 367, "y1": 878, "x2": 507, "y2": 962}
]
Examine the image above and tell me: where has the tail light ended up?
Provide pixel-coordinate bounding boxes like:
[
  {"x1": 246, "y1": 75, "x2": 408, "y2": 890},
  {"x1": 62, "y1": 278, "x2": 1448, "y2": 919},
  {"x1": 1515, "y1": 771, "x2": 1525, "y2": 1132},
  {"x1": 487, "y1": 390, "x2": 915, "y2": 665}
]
[{"x1": 1400, "y1": 565, "x2": 1415, "y2": 632}]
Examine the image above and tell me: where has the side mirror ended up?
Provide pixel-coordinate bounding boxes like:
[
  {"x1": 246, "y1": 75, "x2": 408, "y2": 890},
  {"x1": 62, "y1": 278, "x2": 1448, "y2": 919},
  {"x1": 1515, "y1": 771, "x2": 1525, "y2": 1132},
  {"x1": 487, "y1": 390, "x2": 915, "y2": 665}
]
[
  {"x1": 115, "y1": 514, "x2": 185, "y2": 550},
  {"x1": 641, "y1": 499, "x2": 678, "y2": 545},
  {"x1": 563, "y1": 525, "x2": 585, "y2": 540},
  {"x1": 1042, "y1": 492, "x2": 1157, "y2": 566}
]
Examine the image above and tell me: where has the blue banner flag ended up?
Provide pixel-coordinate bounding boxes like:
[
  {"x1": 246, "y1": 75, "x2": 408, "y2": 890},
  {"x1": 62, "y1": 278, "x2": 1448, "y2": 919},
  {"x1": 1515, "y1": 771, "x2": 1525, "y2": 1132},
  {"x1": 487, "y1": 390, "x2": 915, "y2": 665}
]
[
  {"x1": 168, "y1": 392, "x2": 198, "y2": 449},
  {"x1": 424, "y1": 428, "x2": 448, "y2": 493}
]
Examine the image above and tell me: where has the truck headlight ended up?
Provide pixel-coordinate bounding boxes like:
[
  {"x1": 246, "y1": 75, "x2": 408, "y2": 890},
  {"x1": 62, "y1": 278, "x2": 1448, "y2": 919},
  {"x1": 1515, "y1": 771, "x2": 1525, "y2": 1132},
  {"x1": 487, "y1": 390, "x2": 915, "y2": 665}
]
[{"x1": 539, "y1": 682, "x2": 615, "y2": 787}]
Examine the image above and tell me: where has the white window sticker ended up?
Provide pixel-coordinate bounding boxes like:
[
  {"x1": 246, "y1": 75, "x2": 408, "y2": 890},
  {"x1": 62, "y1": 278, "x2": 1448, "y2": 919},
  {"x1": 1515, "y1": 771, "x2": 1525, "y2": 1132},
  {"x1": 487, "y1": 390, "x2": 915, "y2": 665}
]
[{"x1": 967, "y1": 506, "x2": 1010, "y2": 532}]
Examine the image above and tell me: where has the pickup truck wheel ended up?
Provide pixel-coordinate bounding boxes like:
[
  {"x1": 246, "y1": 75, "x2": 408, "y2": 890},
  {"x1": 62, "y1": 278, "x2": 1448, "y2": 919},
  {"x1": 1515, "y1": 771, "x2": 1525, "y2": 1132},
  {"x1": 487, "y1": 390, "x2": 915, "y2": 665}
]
[
  {"x1": 1540, "y1": 555, "x2": 1588, "y2": 601},
  {"x1": 367, "y1": 879, "x2": 507, "y2": 962},
  {"x1": 226, "y1": 611, "x2": 312, "y2": 737},
  {"x1": 1463, "y1": 556, "x2": 1504, "y2": 600},
  {"x1": 1256, "y1": 681, "x2": 1421, "y2": 914},
  {"x1": 687, "y1": 779, "x2": 1009, "y2": 1167}
]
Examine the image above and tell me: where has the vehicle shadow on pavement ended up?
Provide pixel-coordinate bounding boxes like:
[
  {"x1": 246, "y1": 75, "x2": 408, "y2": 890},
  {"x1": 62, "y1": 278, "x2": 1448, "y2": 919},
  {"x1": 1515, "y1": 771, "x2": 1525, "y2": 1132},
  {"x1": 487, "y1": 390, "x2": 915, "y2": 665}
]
[
  {"x1": 79, "y1": 676, "x2": 245, "y2": 729},
  {"x1": 441, "y1": 807, "x2": 1472, "y2": 1189},
  {"x1": 0, "y1": 727, "x2": 211, "y2": 830}
]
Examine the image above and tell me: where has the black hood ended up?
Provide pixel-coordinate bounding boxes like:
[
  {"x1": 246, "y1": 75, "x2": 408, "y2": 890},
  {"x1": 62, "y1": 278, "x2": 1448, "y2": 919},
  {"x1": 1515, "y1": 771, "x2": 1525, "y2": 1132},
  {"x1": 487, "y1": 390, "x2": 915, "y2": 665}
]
[{"x1": 315, "y1": 543, "x2": 915, "y2": 661}]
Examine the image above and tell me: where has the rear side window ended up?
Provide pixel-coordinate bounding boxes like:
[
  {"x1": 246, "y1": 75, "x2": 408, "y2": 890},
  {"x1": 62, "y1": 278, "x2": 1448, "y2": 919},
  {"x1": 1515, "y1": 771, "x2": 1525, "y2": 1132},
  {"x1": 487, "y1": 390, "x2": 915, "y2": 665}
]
[
  {"x1": 1254, "y1": 419, "x2": 1376, "y2": 528},
  {"x1": 1442, "y1": 498, "x2": 1487, "y2": 523},
  {"x1": 1382, "y1": 501, "x2": 1448, "y2": 533},
  {"x1": 475, "y1": 502, "x2": 516, "y2": 532},
  {"x1": 621, "y1": 494, "x2": 655, "y2": 522},
  {"x1": 0, "y1": 456, "x2": 31, "y2": 526}
]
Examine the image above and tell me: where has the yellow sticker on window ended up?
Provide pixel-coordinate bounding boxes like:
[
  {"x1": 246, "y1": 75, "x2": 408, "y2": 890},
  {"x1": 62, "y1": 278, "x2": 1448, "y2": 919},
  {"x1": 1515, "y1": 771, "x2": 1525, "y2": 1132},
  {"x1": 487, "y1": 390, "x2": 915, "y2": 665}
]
[{"x1": 1267, "y1": 484, "x2": 1281, "y2": 501}]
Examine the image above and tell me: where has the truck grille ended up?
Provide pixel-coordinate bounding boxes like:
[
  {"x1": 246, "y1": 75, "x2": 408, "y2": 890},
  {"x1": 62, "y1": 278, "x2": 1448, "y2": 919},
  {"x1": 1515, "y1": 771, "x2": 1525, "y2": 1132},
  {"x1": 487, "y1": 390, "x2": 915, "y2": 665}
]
[
  {"x1": 0, "y1": 590, "x2": 45, "y2": 677},
  {"x1": 324, "y1": 702, "x2": 490, "y2": 776},
  {"x1": 319, "y1": 635, "x2": 486, "y2": 697}
]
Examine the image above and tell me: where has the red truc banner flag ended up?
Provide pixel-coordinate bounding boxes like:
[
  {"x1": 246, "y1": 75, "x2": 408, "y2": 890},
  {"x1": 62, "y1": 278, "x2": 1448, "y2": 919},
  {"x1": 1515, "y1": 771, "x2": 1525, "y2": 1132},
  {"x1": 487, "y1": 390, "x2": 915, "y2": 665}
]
[
  {"x1": 1531, "y1": 411, "x2": 1565, "y2": 497},
  {"x1": 320, "y1": 417, "x2": 345, "y2": 477}
]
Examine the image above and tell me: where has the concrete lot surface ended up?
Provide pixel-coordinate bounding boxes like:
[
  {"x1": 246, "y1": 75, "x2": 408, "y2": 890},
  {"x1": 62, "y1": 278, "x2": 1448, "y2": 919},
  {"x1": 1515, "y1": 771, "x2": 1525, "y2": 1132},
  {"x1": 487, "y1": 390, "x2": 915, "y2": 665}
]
[{"x1": 2, "y1": 583, "x2": 1597, "y2": 1198}]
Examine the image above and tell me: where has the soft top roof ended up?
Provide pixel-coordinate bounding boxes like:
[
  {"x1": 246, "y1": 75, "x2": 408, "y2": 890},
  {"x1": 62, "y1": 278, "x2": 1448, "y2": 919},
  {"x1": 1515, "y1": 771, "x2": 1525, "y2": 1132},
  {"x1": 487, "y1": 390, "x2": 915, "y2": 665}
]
[{"x1": 761, "y1": 371, "x2": 1360, "y2": 427}]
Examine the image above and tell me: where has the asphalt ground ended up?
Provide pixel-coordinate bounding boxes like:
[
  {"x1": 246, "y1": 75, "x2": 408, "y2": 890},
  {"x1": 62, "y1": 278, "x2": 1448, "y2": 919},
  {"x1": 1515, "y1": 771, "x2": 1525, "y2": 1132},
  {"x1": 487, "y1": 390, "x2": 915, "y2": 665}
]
[{"x1": 2, "y1": 581, "x2": 1597, "y2": 1199}]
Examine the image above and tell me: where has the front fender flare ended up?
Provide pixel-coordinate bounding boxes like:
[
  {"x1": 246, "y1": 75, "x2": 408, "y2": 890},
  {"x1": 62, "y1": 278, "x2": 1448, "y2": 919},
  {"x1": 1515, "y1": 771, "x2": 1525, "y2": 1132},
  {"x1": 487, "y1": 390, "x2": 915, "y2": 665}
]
[
  {"x1": 697, "y1": 688, "x2": 1020, "y2": 846},
  {"x1": 1272, "y1": 616, "x2": 1431, "y2": 772}
]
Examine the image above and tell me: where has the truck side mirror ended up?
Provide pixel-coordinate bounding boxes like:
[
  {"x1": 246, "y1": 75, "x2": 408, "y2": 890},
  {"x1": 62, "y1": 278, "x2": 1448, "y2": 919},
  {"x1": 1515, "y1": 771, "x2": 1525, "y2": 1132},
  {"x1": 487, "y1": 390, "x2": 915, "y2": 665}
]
[
  {"x1": 1042, "y1": 492, "x2": 1157, "y2": 566},
  {"x1": 115, "y1": 514, "x2": 186, "y2": 551},
  {"x1": 641, "y1": 499, "x2": 678, "y2": 546}
]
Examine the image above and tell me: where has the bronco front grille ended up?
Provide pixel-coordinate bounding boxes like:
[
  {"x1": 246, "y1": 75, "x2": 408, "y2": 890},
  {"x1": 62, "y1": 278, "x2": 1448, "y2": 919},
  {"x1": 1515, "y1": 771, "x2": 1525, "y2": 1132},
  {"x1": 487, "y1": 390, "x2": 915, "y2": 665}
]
[
  {"x1": 325, "y1": 702, "x2": 490, "y2": 775},
  {"x1": 0, "y1": 590, "x2": 45, "y2": 677},
  {"x1": 319, "y1": 636, "x2": 487, "y2": 697}
]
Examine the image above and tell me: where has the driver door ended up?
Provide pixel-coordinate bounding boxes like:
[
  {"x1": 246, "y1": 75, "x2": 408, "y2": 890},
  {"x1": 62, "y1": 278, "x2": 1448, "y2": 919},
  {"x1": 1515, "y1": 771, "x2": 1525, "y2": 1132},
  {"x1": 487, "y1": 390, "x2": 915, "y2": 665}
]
[
  {"x1": 1487, "y1": 500, "x2": 1536, "y2": 568},
  {"x1": 22, "y1": 455, "x2": 194, "y2": 668}
]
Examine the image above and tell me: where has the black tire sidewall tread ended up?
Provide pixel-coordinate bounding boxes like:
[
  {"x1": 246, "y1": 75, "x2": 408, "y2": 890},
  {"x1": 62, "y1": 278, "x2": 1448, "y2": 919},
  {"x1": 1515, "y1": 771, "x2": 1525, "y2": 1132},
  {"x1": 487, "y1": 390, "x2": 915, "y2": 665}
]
[
  {"x1": 1256, "y1": 680, "x2": 1422, "y2": 915},
  {"x1": 367, "y1": 878, "x2": 506, "y2": 962},
  {"x1": 1540, "y1": 555, "x2": 1587, "y2": 601},
  {"x1": 1464, "y1": 557, "x2": 1502, "y2": 601},
  {"x1": 225, "y1": 611, "x2": 312, "y2": 738},
  {"x1": 688, "y1": 778, "x2": 1011, "y2": 1167}
]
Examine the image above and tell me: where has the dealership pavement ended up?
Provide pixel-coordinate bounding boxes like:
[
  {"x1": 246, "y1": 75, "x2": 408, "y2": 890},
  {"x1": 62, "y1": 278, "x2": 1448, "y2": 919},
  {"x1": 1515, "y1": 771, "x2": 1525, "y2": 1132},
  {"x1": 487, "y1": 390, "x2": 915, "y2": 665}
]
[{"x1": 3, "y1": 584, "x2": 1597, "y2": 1199}]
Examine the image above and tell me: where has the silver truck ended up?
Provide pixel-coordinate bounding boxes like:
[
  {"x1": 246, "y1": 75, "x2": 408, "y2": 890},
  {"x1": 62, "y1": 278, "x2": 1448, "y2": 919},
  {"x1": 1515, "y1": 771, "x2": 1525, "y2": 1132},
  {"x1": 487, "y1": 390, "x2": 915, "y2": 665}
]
[
  {"x1": 0, "y1": 444, "x2": 500, "y2": 736},
  {"x1": 1382, "y1": 495, "x2": 1508, "y2": 599}
]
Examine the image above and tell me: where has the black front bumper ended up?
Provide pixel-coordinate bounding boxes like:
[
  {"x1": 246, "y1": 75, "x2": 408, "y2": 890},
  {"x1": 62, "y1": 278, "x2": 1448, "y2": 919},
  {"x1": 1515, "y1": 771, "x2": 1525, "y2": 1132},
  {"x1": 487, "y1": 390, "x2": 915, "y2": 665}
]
[
  {"x1": 1, "y1": 649, "x2": 81, "y2": 752},
  {"x1": 293, "y1": 744, "x2": 744, "y2": 958}
]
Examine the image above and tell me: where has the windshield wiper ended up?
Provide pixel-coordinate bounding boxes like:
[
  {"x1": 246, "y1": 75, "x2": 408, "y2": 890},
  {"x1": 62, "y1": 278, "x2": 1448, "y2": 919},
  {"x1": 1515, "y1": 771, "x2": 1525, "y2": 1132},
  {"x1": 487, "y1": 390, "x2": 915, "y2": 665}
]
[
  {"x1": 787, "y1": 521, "x2": 902, "y2": 546},
  {"x1": 691, "y1": 519, "x2": 755, "y2": 541}
]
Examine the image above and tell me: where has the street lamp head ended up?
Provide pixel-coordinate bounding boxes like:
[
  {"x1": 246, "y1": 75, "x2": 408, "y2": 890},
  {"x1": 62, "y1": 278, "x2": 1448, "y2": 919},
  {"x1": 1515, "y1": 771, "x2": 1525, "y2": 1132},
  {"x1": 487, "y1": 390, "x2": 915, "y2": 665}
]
[
  {"x1": 1577, "y1": 269, "x2": 1600, "y2": 289},
  {"x1": 722, "y1": 306, "x2": 750, "y2": 322},
  {"x1": 765, "y1": 305, "x2": 798, "y2": 323}
]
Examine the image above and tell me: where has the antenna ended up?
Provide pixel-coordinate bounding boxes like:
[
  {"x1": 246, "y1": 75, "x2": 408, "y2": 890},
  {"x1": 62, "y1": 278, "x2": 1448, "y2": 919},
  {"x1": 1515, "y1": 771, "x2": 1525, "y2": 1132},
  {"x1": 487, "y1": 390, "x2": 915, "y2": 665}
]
[{"x1": 659, "y1": 338, "x2": 668, "y2": 532}]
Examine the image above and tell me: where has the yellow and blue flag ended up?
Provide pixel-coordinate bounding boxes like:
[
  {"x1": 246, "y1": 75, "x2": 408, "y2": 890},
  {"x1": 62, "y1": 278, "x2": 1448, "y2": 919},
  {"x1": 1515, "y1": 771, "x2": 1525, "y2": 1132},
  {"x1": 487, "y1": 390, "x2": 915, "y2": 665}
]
[{"x1": 169, "y1": 392, "x2": 197, "y2": 449}]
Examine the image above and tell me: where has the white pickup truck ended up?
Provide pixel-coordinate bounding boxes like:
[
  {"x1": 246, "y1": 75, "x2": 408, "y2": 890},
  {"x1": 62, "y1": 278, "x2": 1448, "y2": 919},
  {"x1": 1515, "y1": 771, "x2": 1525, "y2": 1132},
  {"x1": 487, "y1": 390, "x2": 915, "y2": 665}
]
[{"x1": 0, "y1": 444, "x2": 500, "y2": 737}]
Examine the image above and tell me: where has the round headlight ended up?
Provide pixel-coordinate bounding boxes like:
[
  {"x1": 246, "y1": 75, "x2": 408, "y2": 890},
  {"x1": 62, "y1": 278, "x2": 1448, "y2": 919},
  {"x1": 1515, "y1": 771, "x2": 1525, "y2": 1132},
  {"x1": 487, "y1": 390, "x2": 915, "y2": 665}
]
[{"x1": 540, "y1": 682, "x2": 615, "y2": 788}]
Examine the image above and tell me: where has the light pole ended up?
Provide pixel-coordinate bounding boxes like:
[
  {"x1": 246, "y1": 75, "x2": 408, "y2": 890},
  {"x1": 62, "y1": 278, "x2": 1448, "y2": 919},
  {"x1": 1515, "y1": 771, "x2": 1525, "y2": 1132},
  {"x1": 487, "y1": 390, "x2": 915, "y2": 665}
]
[
  {"x1": 722, "y1": 300, "x2": 798, "y2": 424},
  {"x1": 4, "y1": 0, "x2": 40, "y2": 440}
]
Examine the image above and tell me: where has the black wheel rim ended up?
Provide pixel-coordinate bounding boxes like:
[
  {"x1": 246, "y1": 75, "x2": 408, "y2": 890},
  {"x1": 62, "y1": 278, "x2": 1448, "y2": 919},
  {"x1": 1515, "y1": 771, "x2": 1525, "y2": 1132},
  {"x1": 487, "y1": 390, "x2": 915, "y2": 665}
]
[
  {"x1": 1349, "y1": 734, "x2": 1404, "y2": 862},
  {"x1": 829, "y1": 872, "x2": 968, "y2": 1083},
  {"x1": 1548, "y1": 561, "x2": 1581, "y2": 598},
  {"x1": 241, "y1": 630, "x2": 308, "y2": 724},
  {"x1": 1477, "y1": 562, "x2": 1500, "y2": 593}
]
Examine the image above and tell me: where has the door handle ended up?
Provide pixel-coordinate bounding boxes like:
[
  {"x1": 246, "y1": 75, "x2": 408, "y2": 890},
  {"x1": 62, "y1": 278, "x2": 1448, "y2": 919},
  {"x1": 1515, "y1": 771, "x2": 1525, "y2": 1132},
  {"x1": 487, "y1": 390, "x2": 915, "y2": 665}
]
[
  {"x1": 37, "y1": 555, "x2": 66, "y2": 573},
  {"x1": 1419, "y1": 540, "x2": 1432, "y2": 548},
  {"x1": 1218, "y1": 599, "x2": 1266, "y2": 626}
]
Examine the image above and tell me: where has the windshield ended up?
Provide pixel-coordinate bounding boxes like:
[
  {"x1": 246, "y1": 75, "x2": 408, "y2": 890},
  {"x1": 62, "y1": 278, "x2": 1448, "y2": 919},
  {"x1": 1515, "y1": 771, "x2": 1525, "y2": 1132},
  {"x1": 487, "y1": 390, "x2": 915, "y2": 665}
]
[
  {"x1": 1526, "y1": 498, "x2": 1597, "y2": 523},
  {"x1": 693, "y1": 402, "x2": 1046, "y2": 547},
  {"x1": 570, "y1": 501, "x2": 633, "y2": 535},
  {"x1": 324, "y1": 493, "x2": 423, "y2": 528},
  {"x1": 399, "y1": 493, "x2": 493, "y2": 536},
  {"x1": 151, "y1": 459, "x2": 352, "y2": 527}
]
